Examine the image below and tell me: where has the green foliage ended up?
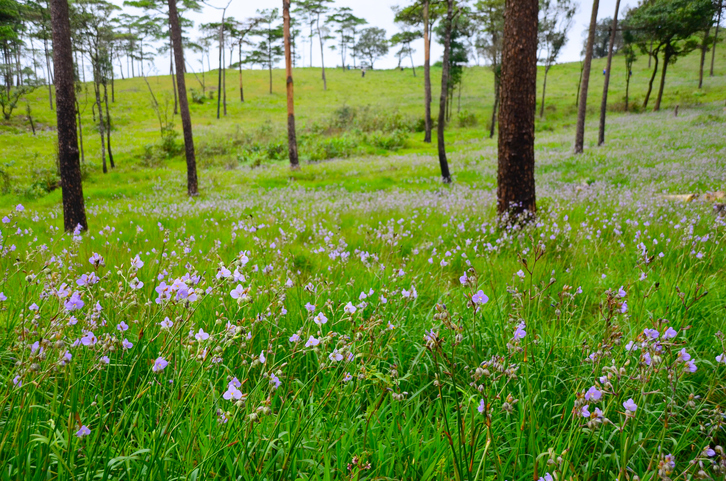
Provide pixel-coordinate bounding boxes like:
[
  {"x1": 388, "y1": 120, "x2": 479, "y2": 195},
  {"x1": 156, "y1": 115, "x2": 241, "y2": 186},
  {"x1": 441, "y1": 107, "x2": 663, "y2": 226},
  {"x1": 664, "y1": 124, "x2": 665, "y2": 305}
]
[{"x1": 355, "y1": 27, "x2": 389, "y2": 68}]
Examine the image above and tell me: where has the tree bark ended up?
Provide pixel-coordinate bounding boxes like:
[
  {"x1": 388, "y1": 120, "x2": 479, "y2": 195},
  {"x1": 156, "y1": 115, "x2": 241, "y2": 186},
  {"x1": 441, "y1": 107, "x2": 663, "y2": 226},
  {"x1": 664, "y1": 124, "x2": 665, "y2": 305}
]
[
  {"x1": 283, "y1": 0, "x2": 299, "y2": 169},
  {"x1": 711, "y1": 0, "x2": 722, "y2": 77},
  {"x1": 50, "y1": 0, "x2": 87, "y2": 232},
  {"x1": 643, "y1": 48, "x2": 659, "y2": 109},
  {"x1": 574, "y1": 0, "x2": 600, "y2": 154},
  {"x1": 423, "y1": 0, "x2": 432, "y2": 143},
  {"x1": 216, "y1": 16, "x2": 224, "y2": 119},
  {"x1": 625, "y1": 66, "x2": 631, "y2": 112},
  {"x1": 168, "y1": 0, "x2": 198, "y2": 196},
  {"x1": 497, "y1": 0, "x2": 538, "y2": 217},
  {"x1": 654, "y1": 46, "x2": 671, "y2": 112},
  {"x1": 437, "y1": 0, "x2": 454, "y2": 184},
  {"x1": 598, "y1": 0, "x2": 621, "y2": 146}
]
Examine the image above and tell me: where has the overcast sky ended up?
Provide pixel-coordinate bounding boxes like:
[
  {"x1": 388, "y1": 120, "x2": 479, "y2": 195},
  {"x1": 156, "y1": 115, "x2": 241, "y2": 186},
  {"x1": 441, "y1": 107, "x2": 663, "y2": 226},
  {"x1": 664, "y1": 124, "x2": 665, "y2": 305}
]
[{"x1": 118, "y1": 0, "x2": 627, "y2": 76}]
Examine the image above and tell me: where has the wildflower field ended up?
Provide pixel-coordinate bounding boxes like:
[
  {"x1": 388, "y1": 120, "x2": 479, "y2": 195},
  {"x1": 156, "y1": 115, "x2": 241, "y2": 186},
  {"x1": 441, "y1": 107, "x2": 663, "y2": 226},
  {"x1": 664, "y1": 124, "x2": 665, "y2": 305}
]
[{"x1": 2, "y1": 98, "x2": 726, "y2": 479}]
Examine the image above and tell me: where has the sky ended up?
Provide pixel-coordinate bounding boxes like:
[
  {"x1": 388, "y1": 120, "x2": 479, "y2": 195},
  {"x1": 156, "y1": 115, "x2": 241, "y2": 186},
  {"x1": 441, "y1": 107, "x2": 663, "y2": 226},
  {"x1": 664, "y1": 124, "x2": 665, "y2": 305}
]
[{"x1": 117, "y1": 0, "x2": 628, "y2": 76}]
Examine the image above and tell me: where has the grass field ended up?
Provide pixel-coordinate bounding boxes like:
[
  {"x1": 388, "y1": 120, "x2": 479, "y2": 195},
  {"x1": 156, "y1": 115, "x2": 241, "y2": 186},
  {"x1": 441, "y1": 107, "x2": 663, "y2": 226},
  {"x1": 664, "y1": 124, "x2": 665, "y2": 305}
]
[{"x1": 1, "y1": 47, "x2": 726, "y2": 480}]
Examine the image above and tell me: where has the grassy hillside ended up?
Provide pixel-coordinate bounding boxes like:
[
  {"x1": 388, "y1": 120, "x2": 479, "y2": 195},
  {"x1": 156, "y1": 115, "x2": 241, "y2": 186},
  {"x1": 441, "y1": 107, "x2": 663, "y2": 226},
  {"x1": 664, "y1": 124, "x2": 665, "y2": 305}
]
[{"x1": 0, "y1": 46, "x2": 725, "y2": 206}]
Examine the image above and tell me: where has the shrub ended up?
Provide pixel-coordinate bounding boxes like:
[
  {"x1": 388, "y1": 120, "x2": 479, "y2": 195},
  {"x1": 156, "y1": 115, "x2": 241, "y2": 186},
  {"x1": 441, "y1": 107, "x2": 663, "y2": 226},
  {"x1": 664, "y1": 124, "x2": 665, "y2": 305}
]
[{"x1": 457, "y1": 110, "x2": 478, "y2": 128}]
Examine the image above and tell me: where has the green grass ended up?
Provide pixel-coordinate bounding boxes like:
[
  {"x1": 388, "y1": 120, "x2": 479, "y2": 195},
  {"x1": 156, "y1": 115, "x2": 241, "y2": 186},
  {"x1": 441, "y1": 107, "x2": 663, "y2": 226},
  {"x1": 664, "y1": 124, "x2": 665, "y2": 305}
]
[
  {"x1": 1, "y1": 45, "x2": 725, "y2": 202},
  {"x1": 0, "y1": 48, "x2": 725, "y2": 481}
]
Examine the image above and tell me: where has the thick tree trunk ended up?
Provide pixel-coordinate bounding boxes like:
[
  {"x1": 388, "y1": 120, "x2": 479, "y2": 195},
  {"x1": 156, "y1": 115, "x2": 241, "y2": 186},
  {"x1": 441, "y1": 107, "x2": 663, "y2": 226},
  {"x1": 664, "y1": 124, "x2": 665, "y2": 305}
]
[
  {"x1": 598, "y1": 0, "x2": 621, "y2": 146},
  {"x1": 574, "y1": 0, "x2": 600, "y2": 154},
  {"x1": 50, "y1": 0, "x2": 87, "y2": 232},
  {"x1": 423, "y1": 0, "x2": 432, "y2": 143},
  {"x1": 283, "y1": 0, "x2": 299, "y2": 170},
  {"x1": 643, "y1": 50, "x2": 659, "y2": 109},
  {"x1": 539, "y1": 65, "x2": 550, "y2": 118},
  {"x1": 654, "y1": 47, "x2": 671, "y2": 112},
  {"x1": 168, "y1": 0, "x2": 198, "y2": 196},
  {"x1": 437, "y1": 0, "x2": 454, "y2": 184},
  {"x1": 699, "y1": 27, "x2": 710, "y2": 89},
  {"x1": 497, "y1": 0, "x2": 538, "y2": 217},
  {"x1": 711, "y1": 0, "x2": 722, "y2": 77}
]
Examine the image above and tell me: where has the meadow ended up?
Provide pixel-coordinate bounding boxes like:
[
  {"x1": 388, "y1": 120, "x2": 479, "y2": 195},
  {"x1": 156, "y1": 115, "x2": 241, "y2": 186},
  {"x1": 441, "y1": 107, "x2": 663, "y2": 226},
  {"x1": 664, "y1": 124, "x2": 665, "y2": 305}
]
[{"x1": 1, "y1": 45, "x2": 726, "y2": 480}]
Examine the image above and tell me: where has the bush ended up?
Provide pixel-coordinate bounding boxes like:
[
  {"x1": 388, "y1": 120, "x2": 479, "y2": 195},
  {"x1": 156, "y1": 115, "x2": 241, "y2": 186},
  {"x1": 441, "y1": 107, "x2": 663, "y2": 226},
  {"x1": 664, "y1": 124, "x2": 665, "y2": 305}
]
[
  {"x1": 367, "y1": 130, "x2": 408, "y2": 151},
  {"x1": 190, "y1": 89, "x2": 206, "y2": 105},
  {"x1": 457, "y1": 110, "x2": 478, "y2": 128}
]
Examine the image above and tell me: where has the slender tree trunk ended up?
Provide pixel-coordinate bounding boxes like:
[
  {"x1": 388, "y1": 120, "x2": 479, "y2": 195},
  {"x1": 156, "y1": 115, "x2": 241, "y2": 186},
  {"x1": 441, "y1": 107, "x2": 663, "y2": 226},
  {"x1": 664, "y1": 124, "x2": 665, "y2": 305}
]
[
  {"x1": 168, "y1": 0, "x2": 198, "y2": 196},
  {"x1": 317, "y1": 15, "x2": 327, "y2": 91},
  {"x1": 50, "y1": 0, "x2": 87, "y2": 232},
  {"x1": 648, "y1": 39, "x2": 653, "y2": 68},
  {"x1": 575, "y1": 61, "x2": 583, "y2": 107},
  {"x1": 103, "y1": 81, "x2": 114, "y2": 169},
  {"x1": 283, "y1": 0, "x2": 299, "y2": 169},
  {"x1": 699, "y1": 27, "x2": 710, "y2": 89},
  {"x1": 44, "y1": 38, "x2": 54, "y2": 111},
  {"x1": 239, "y1": 39, "x2": 245, "y2": 102},
  {"x1": 489, "y1": 73, "x2": 499, "y2": 139},
  {"x1": 539, "y1": 65, "x2": 550, "y2": 118},
  {"x1": 216, "y1": 18, "x2": 224, "y2": 119},
  {"x1": 437, "y1": 0, "x2": 454, "y2": 184},
  {"x1": 625, "y1": 66, "x2": 631, "y2": 112},
  {"x1": 643, "y1": 49, "x2": 659, "y2": 109},
  {"x1": 111, "y1": 64, "x2": 115, "y2": 103},
  {"x1": 223, "y1": 44, "x2": 227, "y2": 115},
  {"x1": 711, "y1": 0, "x2": 722, "y2": 77},
  {"x1": 409, "y1": 48, "x2": 416, "y2": 77},
  {"x1": 598, "y1": 0, "x2": 621, "y2": 146},
  {"x1": 423, "y1": 0, "x2": 432, "y2": 143},
  {"x1": 654, "y1": 46, "x2": 671, "y2": 112},
  {"x1": 93, "y1": 74, "x2": 107, "y2": 174},
  {"x1": 498, "y1": 0, "x2": 538, "y2": 217},
  {"x1": 170, "y1": 45, "x2": 178, "y2": 115},
  {"x1": 76, "y1": 99, "x2": 85, "y2": 165},
  {"x1": 574, "y1": 0, "x2": 600, "y2": 154}
]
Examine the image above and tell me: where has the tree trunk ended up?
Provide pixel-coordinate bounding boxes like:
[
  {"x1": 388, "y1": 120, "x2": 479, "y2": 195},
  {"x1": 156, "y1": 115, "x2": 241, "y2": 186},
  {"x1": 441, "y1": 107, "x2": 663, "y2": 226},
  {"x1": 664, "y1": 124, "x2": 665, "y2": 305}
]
[
  {"x1": 239, "y1": 39, "x2": 245, "y2": 102},
  {"x1": 223, "y1": 44, "x2": 227, "y2": 116},
  {"x1": 654, "y1": 46, "x2": 671, "y2": 112},
  {"x1": 76, "y1": 99, "x2": 85, "y2": 165},
  {"x1": 437, "y1": 0, "x2": 454, "y2": 184},
  {"x1": 574, "y1": 0, "x2": 600, "y2": 154},
  {"x1": 539, "y1": 65, "x2": 549, "y2": 118},
  {"x1": 409, "y1": 47, "x2": 416, "y2": 77},
  {"x1": 283, "y1": 0, "x2": 299, "y2": 170},
  {"x1": 711, "y1": 0, "x2": 722, "y2": 77},
  {"x1": 598, "y1": 0, "x2": 621, "y2": 146},
  {"x1": 699, "y1": 27, "x2": 710, "y2": 88},
  {"x1": 625, "y1": 66, "x2": 631, "y2": 112},
  {"x1": 497, "y1": 0, "x2": 538, "y2": 217},
  {"x1": 216, "y1": 18, "x2": 224, "y2": 119},
  {"x1": 168, "y1": 0, "x2": 198, "y2": 196},
  {"x1": 643, "y1": 49, "x2": 659, "y2": 109},
  {"x1": 170, "y1": 42, "x2": 178, "y2": 115},
  {"x1": 317, "y1": 15, "x2": 327, "y2": 91},
  {"x1": 93, "y1": 75, "x2": 107, "y2": 174},
  {"x1": 43, "y1": 38, "x2": 54, "y2": 111},
  {"x1": 103, "y1": 80, "x2": 114, "y2": 169},
  {"x1": 50, "y1": 0, "x2": 87, "y2": 232},
  {"x1": 575, "y1": 61, "x2": 583, "y2": 107},
  {"x1": 489, "y1": 74, "x2": 499, "y2": 139},
  {"x1": 423, "y1": 0, "x2": 433, "y2": 143}
]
